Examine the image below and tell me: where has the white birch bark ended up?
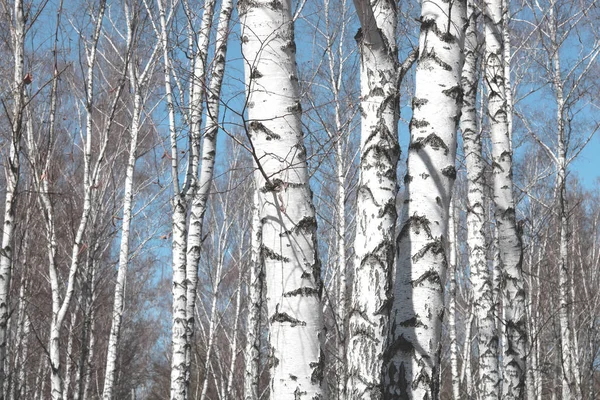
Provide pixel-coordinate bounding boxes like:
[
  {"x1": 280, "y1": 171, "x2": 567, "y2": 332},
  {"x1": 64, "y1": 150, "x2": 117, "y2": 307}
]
[
  {"x1": 43, "y1": 1, "x2": 126, "y2": 396},
  {"x1": 0, "y1": 1, "x2": 25, "y2": 393},
  {"x1": 48, "y1": 3, "x2": 110, "y2": 396},
  {"x1": 244, "y1": 190, "x2": 263, "y2": 400},
  {"x1": 10, "y1": 274, "x2": 27, "y2": 400},
  {"x1": 182, "y1": 0, "x2": 217, "y2": 383},
  {"x1": 62, "y1": 311, "x2": 77, "y2": 400},
  {"x1": 484, "y1": 0, "x2": 526, "y2": 397},
  {"x1": 185, "y1": 0, "x2": 232, "y2": 389},
  {"x1": 546, "y1": 7, "x2": 578, "y2": 398},
  {"x1": 448, "y1": 199, "x2": 460, "y2": 400},
  {"x1": 17, "y1": 313, "x2": 29, "y2": 400},
  {"x1": 347, "y1": 0, "x2": 398, "y2": 397},
  {"x1": 155, "y1": 1, "x2": 189, "y2": 397},
  {"x1": 102, "y1": 3, "x2": 159, "y2": 397},
  {"x1": 463, "y1": 1, "x2": 500, "y2": 398},
  {"x1": 73, "y1": 262, "x2": 91, "y2": 400},
  {"x1": 384, "y1": 0, "x2": 466, "y2": 398},
  {"x1": 462, "y1": 311, "x2": 474, "y2": 399},
  {"x1": 240, "y1": 0, "x2": 325, "y2": 396},
  {"x1": 225, "y1": 260, "x2": 244, "y2": 400},
  {"x1": 198, "y1": 236, "x2": 227, "y2": 400},
  {"x1": 34, "y1": 356, "x2": 48, "y2": 400}
]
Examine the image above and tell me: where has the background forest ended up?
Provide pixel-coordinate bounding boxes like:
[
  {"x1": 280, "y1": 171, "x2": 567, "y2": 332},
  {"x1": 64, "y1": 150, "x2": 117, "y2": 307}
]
[{"x1": 0, "y1": 0, "x2": 599, "y2": 399}]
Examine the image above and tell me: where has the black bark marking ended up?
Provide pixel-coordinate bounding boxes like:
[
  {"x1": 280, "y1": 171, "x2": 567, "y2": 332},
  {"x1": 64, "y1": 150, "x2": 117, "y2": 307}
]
[
  {"x1": 441, "y1": 165, "x2": 456, "y2": 179},
  {"x1": 442, "y1": 85, "x2": 463, "y2": 104},
  {"x1": 420, "y1": 47, "x2": 452, "y2": 71},
  {"x1": 410, "y1": 118, "x2": 430, "y2": 129},
  {"x1": 412, "y1": 97, "x2": 428, "y2": 109},
  {"x1": 383, "y1": 335, "x2": 414, "y2": 363},
  {"x1": 409, "y1": 133, "x2": 450, "y2": 155},
  {"x1": 294, "y1": 216, "x2": 317, "y2": 234},
  {"x1": 287, "y1": 101, "x2": 302, "y2": 113},
  {"x1": 261, "y1": 177, "x2": 285, "y2": 192},
  {"x1": 411, "y1": 267, "x2": 443, "y2": 289},
  {"x1": 251, "y1": 67, "x2": 263, "y2": 79},
  {"x1": 283, "y1": 287, "x2": 320, "y2": 297},
  {"x1": 412, "y1": 239, "x2": 445, "y2": 264},
  {"x1": 249, "y1": 121, "x2": 280, "y2": 140},
  {"x1": 398, "y1": 214, "x2": 432, "y2": 241},
  {"x1": 271, "y1": 310, "x2": 306, "y2": 327},
  {"x1": 261, "y1": 244, "x2": 290, "y2": 262},
  {"x1": 281, "y1": 40, "x2": 297, "y2": 53},
  {"x1": 399, "y1": 316, "x2": 425, "y2": 328},
  {"x1": 309, "y1": 349, "x2": 325, "y2": 385}
]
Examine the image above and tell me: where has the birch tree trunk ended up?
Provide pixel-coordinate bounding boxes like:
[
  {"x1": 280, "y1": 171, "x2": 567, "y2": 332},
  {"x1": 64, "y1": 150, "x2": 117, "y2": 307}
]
[
  {"x1": 182, "y1": 0, "x2": 217, "y2": 383},
  {"x1": 244, "y1": 190, "x2": 263, "y2": 400},
  {"x1": 102, "y1": 3, "x2": 159, "y2": 397},
  {"x1": 240, "y1": 0, "x2": 325, "y2": 396},
  {"x1": 448, "y1": 199, "x2": 460, "y2": 400},
  {"x1": 156, "y1": 1, "x2": 190, "y2": 397},
  {"x1": 384, "y1": 0, "x2": 466, "y2": 398},
  {"x1": 484, "y1": 0, "x2": 526, "y2": 397},
  {"x1": 185, "y1": 0, "x2": 232, "y2": 390},
  {"x1": 347, "y1": 0, "x2": 398, "y2": 397},
  {"x1": 48, "y1": 3, "x2": 111, "y2": 397},
  {"x1": 0, "y1": 1, "x2": 25, "y2": 394},
  {"x1": 547, "y1": 7, "x2": 578, "y2": 398},
  {"x1": 463, "y1": 1, "x2": 500, "y2": 398}
]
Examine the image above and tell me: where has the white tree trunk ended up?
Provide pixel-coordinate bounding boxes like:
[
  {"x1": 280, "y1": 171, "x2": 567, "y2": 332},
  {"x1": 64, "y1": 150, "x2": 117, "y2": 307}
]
[
  {"x1": 347, "y1": 0, "x2": 398, "y2": 397},
  {"x1": 185, "y1": 0, "x2": 232, "y2": 390},
  {"x1": 462, "y1": 311, "x2": 474, "y2": 399},
  {"x1": 156, "y1": 1, "x2": 189, "y2": 398},
  {"x1": 240, "y1": 0, "x2": 326, "y2": 396},
  {"x1": 183, "y1": 0, "x2": 217, "y2": 383},
  {"x1": 244, "y1": 190, "x2": 263, "y2": 400},
  {"x1": 546, "y1": 7, "x2": 579, "y2": 398},
  {"x1": 62, "y1": 312, "x2": 77, "y2": 400},
  {"x1": 0, "y1": 1, "x2": 25, "y2": 394},
  {"x1": 102, "y1": 4, "x2": 159, "y2": 397},
  {"x1": 484, "y1": 0, "x2": 526, "y2": 397},
  {"x1": 225, "y1": 261, "x2": 244, "y2": 400},
  {"x1": 48, "y1": 3, "x2": 108, "y2": 397},
  {"x1": 462, "y1": 2, "x2": 500, "y2": 398},
  {"x1": 385, "y1": 0, "x2": 466, "y2": 397},
  {"x1": 447, "y1": 199, "x2": 460, "y2": 400}
]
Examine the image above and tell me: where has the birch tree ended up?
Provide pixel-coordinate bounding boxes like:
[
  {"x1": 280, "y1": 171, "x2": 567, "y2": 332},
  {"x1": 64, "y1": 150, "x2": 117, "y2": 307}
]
[
  {"x1": 347, "y1": 0, "x2": 399, "y2": 397},
  {"x1": 384, "y1": 0, "x2": 466, "y2": 397},
  {"x1": 102, "y1": 2, "x2": 160, "y2": 398},
  {"x1": 484, "y1": 0, "x2": 526, "y2": 396},
  {"x1": 462, "y1": 1, "x2": 500, "y2": 398},
  {"x1": 244, "y1": 190, "x2": 263, "y2": 400},
  {"x1": 520, "y1": 1, "x2": 600, "y2": 397},
  {"x1": 0, "y1": 1, "x2": 26, "y2": 394},
  {"x1": 240, "y1": 0, "x2": 325, "y2": 396}
]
